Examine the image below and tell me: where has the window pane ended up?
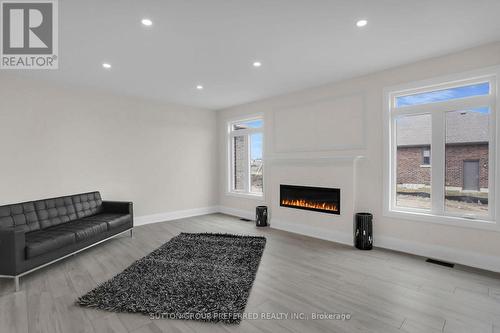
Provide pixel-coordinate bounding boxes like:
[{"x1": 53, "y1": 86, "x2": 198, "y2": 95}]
[
  {"x1": 232, "y1": 119, "x2": 263, "y2": 131},
  {"x1": 233, "y1": 135, "x2": 247, "y2": 191},
  {"x1": 395, "y1": 82, "x2": 489, "y2": 107},
  {"x1": 445, "y1": 108, "x2": 489, "y2": 217},
  {"x1": 396, "y1": 114, "x2": 431, "y2": 210},
  {"x1": 422, "y1": 148, "x2": 431, "y2": 165},
  {"x1": 250, "y1": 133, "x2": 263, "y2": 193}
]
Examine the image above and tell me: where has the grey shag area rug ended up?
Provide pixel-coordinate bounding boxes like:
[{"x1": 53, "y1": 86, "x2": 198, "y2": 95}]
[{"x1": 77, "y1": 233, "x2": 266, "y2": 324}]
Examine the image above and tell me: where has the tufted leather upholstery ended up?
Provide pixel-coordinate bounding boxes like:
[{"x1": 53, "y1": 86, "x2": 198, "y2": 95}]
[
  {"x1": 34, "y1": 196, "x2": 78, "y2": 229},
  {"x1": 0, "y1": 202, "x2": 40, "y2": 232},
  {"x1": 0, "y1": 193, "x2": 133, "y2": 276},
  {"x1": 25, "y1": 229, "x2": 76, "y2": 259},
  {"x1": 73, "y1": 192, "x2": 103, "y2": 219},
  {"x1": 0, "y1": 192, "x2": 103, "y2": 231}
]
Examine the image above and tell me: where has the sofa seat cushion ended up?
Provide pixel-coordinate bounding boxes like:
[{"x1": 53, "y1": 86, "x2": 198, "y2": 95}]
[
  {"x1": 82, "y1": 214, "x2": 132, "y2": 230},
  {"x1": 25, "y1": 229, "x2": 76, "y2": 259},
  {"x1": 51, "y1": 220, "x2": 108, "y2": 242}
]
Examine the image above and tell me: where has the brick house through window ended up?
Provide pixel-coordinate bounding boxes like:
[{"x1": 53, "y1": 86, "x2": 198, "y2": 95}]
[
  {"x1": 388, "y1": 75, "x2": 495, "y2": 219},
  {"x1": 229, "y1": 118, "x2": 263, "y2": 195},
  {"x1": 397, "y1": 110, "x2": 489, "y2": 192}
]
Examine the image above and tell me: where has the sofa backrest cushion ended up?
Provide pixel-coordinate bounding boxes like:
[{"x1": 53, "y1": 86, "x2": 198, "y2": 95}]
[
  {"x1": 0, "y1": 191, "x2": 103, "y2": 232},
  {"x1": 73, "y1": 192, "x2": 103, "y2": 219},
  {"x1": 0, "y1": 202, "x2": 40, "y2": 232},
  {"x1": 34, "y1": 196, "x2": 78, "y2": 229}
]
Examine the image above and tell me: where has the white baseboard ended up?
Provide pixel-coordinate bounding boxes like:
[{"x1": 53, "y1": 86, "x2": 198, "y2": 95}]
[
  {"x1": 217, "y1": 206, "x2": 255, "y2": 221},
  {"x1": 270, "y1": 218, "x2": 500, "y2": 273},
  {"x1": 270, "y1": 219, "x2": 354, "y2": 246},
  {"x1": 135, "y1": 206, "x2": 219, "y2": 226},
  {"x1": 376, "y1": 235, "x2": 500, "y2": 273}
]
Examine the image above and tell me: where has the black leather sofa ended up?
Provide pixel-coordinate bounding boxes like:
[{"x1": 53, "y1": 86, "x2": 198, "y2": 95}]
[{"x1": 0, "y1": 191, "x2": 133, "y2": 291}]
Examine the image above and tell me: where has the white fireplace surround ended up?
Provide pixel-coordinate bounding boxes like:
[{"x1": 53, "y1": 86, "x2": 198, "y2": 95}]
[{"x1": 264, "y1": 155, "x2": 364, "y2": 245}]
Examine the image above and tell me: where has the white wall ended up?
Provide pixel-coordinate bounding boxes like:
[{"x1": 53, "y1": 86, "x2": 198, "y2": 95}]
[
  {"x1": 217, "y1": 41, "x2": 500, "y2": 271},
  {"x1": 0, "y1": 74, "x2": 218, "y2": 218}
]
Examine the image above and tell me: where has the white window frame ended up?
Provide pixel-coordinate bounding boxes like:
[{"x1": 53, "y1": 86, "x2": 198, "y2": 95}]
[
  {"x1": 383, "y1": 67, "x2": 499, "y2": 230},
  {"x1": 421, "y1": 148, "x2": 431, "y2": 166},
  {"x1": 227, "y1": 116, "x2": 264, "y2": 199}
]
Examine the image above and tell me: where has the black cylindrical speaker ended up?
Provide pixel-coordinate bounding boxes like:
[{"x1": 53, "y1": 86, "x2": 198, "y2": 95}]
[
  {"x1": 354, "y1": 213, "x2": 373, "y2": 250},
  {"x1": 256, "y1": 206, "x2": 268, "y2": 227}
]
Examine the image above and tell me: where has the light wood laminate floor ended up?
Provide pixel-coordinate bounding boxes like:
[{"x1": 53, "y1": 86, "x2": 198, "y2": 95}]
[{"x1": 1, "y1": 213, "x2": 499, "y2": 333}]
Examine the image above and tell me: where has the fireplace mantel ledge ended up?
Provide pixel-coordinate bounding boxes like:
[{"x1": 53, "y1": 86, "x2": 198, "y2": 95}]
[{"x1": 265, "y1": 155, "x2": 365, "y2": 164}]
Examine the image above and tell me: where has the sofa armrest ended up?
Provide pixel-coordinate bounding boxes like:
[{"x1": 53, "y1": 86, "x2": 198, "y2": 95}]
[
  {"x1": 102, "y1": 201, "x2": 133, "y2": 216},
  {"x1": 0, "y1": 225, "x2": 26, "y2": 276}
]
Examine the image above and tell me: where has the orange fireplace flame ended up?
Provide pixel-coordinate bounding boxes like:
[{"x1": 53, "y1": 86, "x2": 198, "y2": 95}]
[{"x1": 281, "y1": 199, "x2": 338, "y2": 212}]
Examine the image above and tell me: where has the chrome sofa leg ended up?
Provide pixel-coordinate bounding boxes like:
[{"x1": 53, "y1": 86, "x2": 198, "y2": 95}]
[
  {"x1": 130, "y1": 228, "x2": 134, "y2": 238},
  {"x1": 14, "y1": 276, "x2": 19, "y2": 292}
]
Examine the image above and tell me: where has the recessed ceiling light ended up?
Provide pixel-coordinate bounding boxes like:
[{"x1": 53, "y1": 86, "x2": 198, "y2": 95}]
[
  {"x1": 102, "y1": 63, "x2": 111, "y2": 69},
  {"x1": 356, "y1": 19, "x2": 368, "y2": 27},
  {"x1": 196, "y1": 85, "x2": 204, "y2": 90},
  {"x1": 141, "y1": 18, "x2": 153, "y2": 26},
  {"x1": 253, "y1": 61, "x2": 262, "y2": 68}
]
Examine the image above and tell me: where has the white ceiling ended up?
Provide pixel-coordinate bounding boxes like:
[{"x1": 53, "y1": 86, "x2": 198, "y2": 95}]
[{"x1": 15, "y1": 0, "x2": 500, "y2": 109}]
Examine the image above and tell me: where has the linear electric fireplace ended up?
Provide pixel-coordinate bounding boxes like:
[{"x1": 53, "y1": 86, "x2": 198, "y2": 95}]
[{"x1": 280, "y1": 185, "x2": 340, "y2": 214}]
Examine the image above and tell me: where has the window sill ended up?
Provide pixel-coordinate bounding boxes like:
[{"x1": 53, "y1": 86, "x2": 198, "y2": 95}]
[
  {"x1": 225, "y1": 191, "x2": 265, "y2": 201},
  {"x1": 419, "y1": 164, "x2": 431, "y2": 168},
  {"x1": 384, "y1": 209, "x2": 499, "y2": 232}
]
